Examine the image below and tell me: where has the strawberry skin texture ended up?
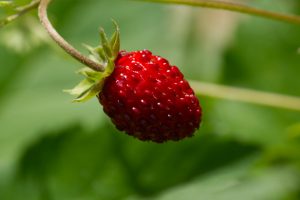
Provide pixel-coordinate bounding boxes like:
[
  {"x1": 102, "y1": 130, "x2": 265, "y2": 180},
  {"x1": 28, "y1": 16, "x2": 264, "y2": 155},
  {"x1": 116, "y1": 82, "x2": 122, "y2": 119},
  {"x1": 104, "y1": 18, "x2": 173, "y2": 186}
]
[{"x1": 98, "y1": 50, "x2": 202, "y2": 143}]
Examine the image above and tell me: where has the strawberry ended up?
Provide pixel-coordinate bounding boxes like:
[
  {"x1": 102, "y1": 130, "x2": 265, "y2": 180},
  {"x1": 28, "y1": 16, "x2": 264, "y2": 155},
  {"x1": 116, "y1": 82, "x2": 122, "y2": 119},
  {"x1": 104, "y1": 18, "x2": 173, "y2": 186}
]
[
  {"x1": 66, "y1": 22, "x2": 202, "y2": 143},
  {"x1": 99, "y1": 50, "x2": 201, "y2": 142}
]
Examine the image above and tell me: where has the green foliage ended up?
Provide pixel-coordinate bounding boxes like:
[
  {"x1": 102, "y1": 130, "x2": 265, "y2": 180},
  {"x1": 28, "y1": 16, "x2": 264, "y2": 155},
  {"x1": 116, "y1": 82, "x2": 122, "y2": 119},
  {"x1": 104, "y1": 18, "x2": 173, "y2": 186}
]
[
  {"x1": 66, "y1": 23, "x2": 120, "y2": 102},
  {"x1": 0, "y1": 1, "x2": 13, "y2": 8},
  {"x1": 0, "y1": 0, "x2": 300, "y2": 199}
]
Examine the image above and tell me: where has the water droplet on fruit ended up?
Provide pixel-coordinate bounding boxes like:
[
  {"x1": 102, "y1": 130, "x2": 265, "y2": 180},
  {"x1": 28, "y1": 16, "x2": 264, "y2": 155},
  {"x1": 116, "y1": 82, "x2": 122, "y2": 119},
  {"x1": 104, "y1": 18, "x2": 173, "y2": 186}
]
[
  {"x1": 140, "y1": 99, "x2": 147, "y2": 105},
  {"x1": 132, "y1": 107, "x2": 140, "y2": 114}
]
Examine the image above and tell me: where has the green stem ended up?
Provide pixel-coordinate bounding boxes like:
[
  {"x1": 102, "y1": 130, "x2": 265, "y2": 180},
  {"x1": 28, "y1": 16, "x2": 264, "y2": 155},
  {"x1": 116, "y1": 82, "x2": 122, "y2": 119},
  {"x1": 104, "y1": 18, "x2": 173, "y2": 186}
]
[
  {"x1": 140, "y1": 0, "x2": 300, "y2": 25},
  {"x1": 2, "y1": 0, "x2": 300, "y2": 111},
  {"x1": 0, "y1": 0, "x2": 40, "y2": 28},
  {"x1": 0, "y1": 1, "x2": 13, "y2": 7},
  {"x1": 190, "y1": 80, "x2": 300, "y2": 112}
]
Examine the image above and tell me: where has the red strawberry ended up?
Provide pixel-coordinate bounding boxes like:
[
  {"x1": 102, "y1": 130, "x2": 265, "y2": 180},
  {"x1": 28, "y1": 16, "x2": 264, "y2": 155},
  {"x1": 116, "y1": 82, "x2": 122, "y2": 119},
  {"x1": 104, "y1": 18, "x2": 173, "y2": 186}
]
[
  {"x1": 66, "y1": 23, "x2": 202, "y2": 143},
  {"x1": 98, "y1": 50, "x2": 201, "y2": 142}
]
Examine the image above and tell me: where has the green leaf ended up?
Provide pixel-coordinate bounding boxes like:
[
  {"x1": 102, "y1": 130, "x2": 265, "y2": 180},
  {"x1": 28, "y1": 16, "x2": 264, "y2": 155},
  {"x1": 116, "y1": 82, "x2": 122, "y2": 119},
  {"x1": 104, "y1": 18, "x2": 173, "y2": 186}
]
[
  {"x1": 2, "y1": 125, "x2": 133, "y2": 200},
  {"x1": 2, "y1": 1, "x2": 300, "y2": 200},
  {"x1": 150, "y1": 165, "x2": 298, "y2": 200},
  {"x1": 1, "y1": 122, "x2": 261, "y2": 200},
  {"x1": 0, "y1": 17, "x2": 49, "y2": 53}
]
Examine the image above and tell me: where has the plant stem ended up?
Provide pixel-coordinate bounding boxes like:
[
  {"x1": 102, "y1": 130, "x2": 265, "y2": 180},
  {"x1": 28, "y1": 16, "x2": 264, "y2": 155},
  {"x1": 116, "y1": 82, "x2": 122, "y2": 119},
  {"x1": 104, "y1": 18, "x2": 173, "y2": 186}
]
[
  {"x1": 0, "y1": 0, "x2": 40, "y2": 28},
  {"x1": 38, "y1": 0, "x2": 105, "y2": 72},
  {"x1": 2, "y1": 0, "x2": 300, "y2": 111},
  {"x1": 190, "y1": 80, "x2": 300, "y2": 112},
  {"x1": 0, "y1": 1, "x2": 13, "y2": 7},
  {"x1": 140, "y1": 0, "x2": 300, "y2": 25}
]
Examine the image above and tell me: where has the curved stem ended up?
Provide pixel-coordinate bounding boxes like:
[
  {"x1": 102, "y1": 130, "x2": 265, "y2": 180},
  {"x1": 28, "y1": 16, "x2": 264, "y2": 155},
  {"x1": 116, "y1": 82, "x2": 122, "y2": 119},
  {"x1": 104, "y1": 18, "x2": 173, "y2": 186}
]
[
  {"x1": 190, "y1": 80, "x2": 300, "y2": 112},
  {"x1": 2, "y1": 0, "x2": 300, "y2": 111},
  {"x1": 38, "y1": 0, "x2": 104, "y2": 72},
  {"x1": 140, "y1": 0, "x2": 300, "y2": 25}
]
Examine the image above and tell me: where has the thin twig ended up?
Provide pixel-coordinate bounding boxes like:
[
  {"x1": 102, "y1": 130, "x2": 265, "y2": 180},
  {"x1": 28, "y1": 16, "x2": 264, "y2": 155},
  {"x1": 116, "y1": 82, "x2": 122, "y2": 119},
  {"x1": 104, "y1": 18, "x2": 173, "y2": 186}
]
[
  {"x1": 0, "y1": 0, "x2": 40, "y2": 28},
  {"x1": 38, "y1": 0, "x2": 105, "y2": 72},
  {"x1": 0, "y1": 1, "x2": 13, "y2": 7},
  {"x1": 140, "y1": 0, "x2": 300, "y2": 25},
  {"x1": 190, "y1": 80, "x2": 300, "y2": 112}
]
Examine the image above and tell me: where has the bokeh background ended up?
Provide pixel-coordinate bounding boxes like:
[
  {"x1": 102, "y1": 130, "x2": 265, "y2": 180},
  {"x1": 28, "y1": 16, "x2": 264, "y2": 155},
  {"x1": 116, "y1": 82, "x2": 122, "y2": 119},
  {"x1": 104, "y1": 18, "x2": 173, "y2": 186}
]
[{"x1": 1, "y1": 0, "x2": 300, "y2": 199}]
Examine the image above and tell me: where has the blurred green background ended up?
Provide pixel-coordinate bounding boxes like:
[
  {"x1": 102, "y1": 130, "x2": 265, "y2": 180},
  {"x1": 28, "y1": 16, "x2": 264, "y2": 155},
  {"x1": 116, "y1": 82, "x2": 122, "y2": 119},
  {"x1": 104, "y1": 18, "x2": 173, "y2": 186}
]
[{"x1": 1, "y1": 0, "x2": 300, "y2": 199}]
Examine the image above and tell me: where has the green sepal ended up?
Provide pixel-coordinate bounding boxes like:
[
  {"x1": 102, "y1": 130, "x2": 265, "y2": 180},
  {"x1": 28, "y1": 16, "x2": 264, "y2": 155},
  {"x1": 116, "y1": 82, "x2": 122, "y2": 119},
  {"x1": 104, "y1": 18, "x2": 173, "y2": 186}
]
[
  {"x1": 100, "y1": 28, "x2": 113, "y2": 58},
  {"x1": 65, "y1": 22, "x2": 120, "y2": 103},
  {"x1": 77, "y1": 67, "x2": 103, "y2": 81},
  {"x1": 96, "y1": 47, "x2": 107, "y2": 62},
  {"x1": 82, "y1": 44, "x2": 101, "y2": 62},
  {"x1": 110, "y1": 20, "x2": 120, "y2": 59},
  {"x1": 64, "y1": 70, "x2": 106, "y2": 102}
]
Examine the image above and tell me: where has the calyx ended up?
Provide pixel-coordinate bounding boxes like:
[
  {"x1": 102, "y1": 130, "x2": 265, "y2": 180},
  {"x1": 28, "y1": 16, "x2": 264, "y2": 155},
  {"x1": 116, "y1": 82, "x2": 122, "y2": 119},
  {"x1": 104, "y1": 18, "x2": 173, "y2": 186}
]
[{"x1": 65, "y1": 22, "x2": 120, "y2": 102}]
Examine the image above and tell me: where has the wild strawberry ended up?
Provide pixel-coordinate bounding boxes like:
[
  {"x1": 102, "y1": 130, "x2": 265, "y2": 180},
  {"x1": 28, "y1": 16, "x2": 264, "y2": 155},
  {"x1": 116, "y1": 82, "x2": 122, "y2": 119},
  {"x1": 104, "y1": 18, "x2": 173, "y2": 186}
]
[
  {"x1": 98, "y1": 50, "x2": 201, "y2": 142},
  {"x1": 66, "y1": 22, "x2": 202, "y2": 143}
]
